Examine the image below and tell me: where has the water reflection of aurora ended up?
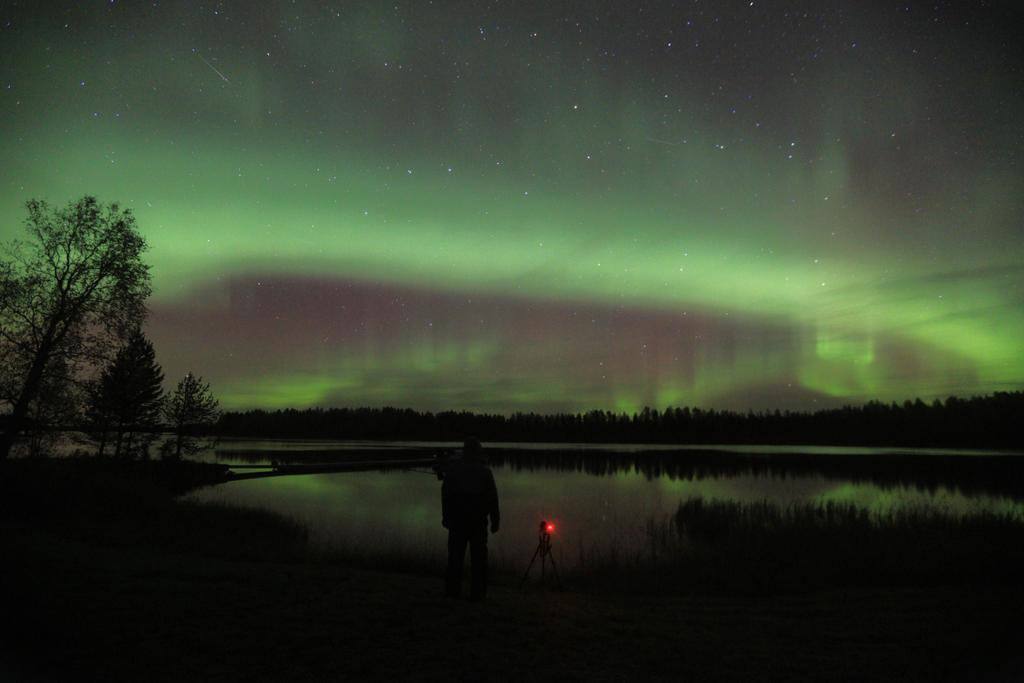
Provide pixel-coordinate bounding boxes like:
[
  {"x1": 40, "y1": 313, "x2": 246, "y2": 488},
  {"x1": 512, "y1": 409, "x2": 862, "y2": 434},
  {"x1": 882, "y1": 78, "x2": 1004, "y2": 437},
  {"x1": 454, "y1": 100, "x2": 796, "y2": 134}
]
[{"x1": 188, "y1": 464, "x2": 1024, "y2": 568}]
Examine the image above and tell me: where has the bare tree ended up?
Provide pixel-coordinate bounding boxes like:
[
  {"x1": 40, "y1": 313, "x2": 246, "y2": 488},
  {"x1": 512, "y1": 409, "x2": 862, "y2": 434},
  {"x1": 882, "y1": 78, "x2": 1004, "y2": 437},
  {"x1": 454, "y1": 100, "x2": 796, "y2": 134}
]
[
  {"x1": 0, "y1": 196, "x2": 151, "y2": 458},
  {"x1": 162, "y1": 373, "x2": 220, "y2": 459}
]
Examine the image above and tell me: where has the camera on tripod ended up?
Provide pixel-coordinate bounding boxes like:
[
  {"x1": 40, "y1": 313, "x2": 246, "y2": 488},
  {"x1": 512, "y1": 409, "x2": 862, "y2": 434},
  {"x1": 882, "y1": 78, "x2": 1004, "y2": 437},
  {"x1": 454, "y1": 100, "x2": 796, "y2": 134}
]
[{"x1": 522, "y1": 519, "x2": 561, "y2": 588}]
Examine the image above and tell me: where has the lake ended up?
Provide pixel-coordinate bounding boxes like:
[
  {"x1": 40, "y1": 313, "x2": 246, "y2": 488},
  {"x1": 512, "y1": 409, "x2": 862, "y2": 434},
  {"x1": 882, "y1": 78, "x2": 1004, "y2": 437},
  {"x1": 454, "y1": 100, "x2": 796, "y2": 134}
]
[{"x1": 185, "y1": 439, "x2": 1024, "y2": 573}]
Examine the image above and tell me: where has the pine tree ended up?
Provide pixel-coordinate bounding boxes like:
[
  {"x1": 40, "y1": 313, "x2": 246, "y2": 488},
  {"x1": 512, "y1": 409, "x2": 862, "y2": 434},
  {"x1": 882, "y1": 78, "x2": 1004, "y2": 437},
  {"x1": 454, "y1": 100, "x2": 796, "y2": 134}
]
[
  {"x1": 162, "y1": 373, "x2": 220, "y2": 459},
  {"x1": 88, "y1": 329, "x2": 164, "y2": 458}
]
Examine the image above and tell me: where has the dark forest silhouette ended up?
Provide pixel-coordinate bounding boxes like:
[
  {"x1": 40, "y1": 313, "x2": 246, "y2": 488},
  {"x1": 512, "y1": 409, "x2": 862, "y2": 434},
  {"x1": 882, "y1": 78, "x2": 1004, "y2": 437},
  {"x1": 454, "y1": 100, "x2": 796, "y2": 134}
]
[{"x1": 215, "y1": 391, "x2": 1023, "y2": 448}]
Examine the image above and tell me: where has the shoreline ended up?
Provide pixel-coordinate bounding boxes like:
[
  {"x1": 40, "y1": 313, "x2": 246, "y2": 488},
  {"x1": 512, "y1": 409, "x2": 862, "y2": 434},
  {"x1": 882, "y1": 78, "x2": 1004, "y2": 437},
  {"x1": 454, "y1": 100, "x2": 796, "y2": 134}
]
[{"x1": 3, "y1": 457, "x2": 1024, "y2": 681}]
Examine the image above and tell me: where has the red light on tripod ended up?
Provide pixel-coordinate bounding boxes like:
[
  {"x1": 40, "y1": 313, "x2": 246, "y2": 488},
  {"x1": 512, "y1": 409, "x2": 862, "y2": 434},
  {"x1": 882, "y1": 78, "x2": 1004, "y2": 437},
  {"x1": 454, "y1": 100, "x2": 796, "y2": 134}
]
[{"x1": 545, "y1": 523, "x2": 555, "y2": 533}]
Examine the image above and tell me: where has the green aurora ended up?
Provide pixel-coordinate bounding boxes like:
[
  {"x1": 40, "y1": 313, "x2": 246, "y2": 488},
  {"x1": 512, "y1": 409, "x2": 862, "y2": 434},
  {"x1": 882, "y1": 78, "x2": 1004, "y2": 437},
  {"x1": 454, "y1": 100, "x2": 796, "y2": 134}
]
[{"x1": 1, "y1": 2, "x2": 1021, "y2": 412}]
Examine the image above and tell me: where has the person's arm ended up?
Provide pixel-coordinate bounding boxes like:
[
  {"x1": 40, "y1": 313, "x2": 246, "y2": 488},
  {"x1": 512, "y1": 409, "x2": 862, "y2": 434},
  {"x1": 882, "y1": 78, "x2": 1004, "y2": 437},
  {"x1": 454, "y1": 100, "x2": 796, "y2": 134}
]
[
  {"x1": 441, "y1": 479, "x2": 450, "y2": 529},
  {"x1": 487, "y1": 470, "x2": 500, "y2": 533}
]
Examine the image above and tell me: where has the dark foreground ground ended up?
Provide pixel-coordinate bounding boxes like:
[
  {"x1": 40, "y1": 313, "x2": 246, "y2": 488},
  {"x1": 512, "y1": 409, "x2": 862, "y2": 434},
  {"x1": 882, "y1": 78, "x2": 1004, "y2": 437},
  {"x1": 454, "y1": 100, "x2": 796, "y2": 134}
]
[{"x1": 2, "y1": 459, "x2": 1023, "y2": 682}]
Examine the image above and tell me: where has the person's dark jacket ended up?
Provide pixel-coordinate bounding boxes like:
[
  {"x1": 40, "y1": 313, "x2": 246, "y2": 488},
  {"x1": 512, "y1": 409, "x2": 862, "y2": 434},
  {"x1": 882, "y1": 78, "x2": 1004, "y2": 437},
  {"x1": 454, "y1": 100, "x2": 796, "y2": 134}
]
[{"x1": 441, "y1": 459, "x2": 500, "y2": 532}]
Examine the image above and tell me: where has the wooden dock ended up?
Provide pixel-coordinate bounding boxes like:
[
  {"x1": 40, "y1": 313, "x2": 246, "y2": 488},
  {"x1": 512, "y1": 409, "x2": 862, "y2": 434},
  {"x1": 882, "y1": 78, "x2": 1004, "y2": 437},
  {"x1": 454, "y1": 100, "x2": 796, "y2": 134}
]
[{"x1": 224, "y1": 458, "x2": 438, "y2": 481}]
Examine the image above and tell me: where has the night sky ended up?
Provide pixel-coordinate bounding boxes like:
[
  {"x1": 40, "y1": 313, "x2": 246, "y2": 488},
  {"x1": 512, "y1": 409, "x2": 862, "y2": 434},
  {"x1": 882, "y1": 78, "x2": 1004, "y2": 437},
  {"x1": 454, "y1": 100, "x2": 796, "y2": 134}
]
[{"x1": 1, "y1": 1, "x2": 1021, "y2": 413}]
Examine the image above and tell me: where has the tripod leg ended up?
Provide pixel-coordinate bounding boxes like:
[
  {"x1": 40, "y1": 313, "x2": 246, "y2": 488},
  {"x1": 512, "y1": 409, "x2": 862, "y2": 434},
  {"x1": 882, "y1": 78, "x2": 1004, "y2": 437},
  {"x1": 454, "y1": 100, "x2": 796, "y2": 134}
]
[
  {"x1": 548, "y1": 550, "x2": 562, "y2": 589},
  {"x1": 520, "y1": 544, "x2": 542, "y2": 588}
]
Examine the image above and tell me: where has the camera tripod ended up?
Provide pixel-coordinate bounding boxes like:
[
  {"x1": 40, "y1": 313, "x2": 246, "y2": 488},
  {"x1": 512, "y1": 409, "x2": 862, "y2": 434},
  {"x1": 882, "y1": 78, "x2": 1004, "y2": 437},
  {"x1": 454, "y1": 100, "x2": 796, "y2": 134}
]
[{"x1": 520, "y1": 520, "x2": 561, "y2": 588}]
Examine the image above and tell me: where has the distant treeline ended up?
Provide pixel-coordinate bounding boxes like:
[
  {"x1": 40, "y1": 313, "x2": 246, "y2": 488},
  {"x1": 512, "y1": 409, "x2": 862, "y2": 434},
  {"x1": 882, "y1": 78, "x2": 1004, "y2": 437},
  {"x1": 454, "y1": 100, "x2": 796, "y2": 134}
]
[{"x1": 215, "y1": 391, "x2": 1024, "y2": 448}]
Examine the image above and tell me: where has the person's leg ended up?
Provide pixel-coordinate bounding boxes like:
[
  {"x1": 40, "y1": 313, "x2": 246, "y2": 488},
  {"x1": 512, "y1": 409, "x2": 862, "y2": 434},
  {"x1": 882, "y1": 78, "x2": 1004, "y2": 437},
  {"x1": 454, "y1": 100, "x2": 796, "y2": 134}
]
[
  {"x1": 469, "y1": 525, "x2": 488, "y2": 601},
  {"x1": 445, "y1": 529, "x2": 468, "y2": 597}
]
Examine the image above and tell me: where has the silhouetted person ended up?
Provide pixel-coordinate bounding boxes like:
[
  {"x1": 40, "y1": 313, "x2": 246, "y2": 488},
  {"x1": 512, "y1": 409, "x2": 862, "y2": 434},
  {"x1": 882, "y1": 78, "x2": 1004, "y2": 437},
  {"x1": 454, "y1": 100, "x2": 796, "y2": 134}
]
[{"x1": 442, "y1": 437, "x2": 500, "y2": 600}]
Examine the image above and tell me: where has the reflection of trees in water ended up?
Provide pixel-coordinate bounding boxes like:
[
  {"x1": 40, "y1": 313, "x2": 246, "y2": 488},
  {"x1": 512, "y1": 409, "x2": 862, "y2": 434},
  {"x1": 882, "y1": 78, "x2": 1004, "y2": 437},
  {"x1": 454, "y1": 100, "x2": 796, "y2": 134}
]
[
  {"x1": 217, "y1": 446, "x2": 1024, "y2": 501},
  {"x1": 485, "y1": 449, "x2": 1024, "y2": 501}
]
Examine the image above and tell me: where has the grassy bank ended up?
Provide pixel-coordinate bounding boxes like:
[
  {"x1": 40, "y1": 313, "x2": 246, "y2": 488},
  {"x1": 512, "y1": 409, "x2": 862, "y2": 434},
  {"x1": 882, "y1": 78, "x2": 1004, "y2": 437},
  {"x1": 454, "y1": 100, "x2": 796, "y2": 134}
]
[
  {"x1": 2, "y1": 458, "x2": 1023, "y2": 681},
  {"x1": 571, "y1": 498, "x2": 1024, "y2": 596},
  {"x1": 0, "y1": 457, "x2": 307, "y2": 562}
]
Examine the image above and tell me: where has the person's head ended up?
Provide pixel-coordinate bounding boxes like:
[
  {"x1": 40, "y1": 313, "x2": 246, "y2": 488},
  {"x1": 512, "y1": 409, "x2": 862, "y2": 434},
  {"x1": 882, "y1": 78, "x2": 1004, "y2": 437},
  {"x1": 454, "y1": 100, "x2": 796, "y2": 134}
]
[{"x1": 462, "y1": 437, "x2": 483, "y2": 461}]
